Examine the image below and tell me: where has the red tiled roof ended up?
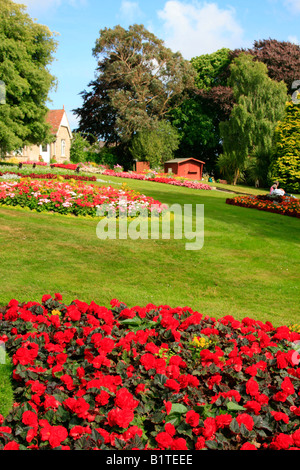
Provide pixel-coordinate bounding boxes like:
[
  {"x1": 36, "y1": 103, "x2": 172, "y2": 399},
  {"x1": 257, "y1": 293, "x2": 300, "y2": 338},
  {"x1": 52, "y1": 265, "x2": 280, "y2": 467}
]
[{"x1": 46, "y1": 109, "x2": 65, "y2": 135}]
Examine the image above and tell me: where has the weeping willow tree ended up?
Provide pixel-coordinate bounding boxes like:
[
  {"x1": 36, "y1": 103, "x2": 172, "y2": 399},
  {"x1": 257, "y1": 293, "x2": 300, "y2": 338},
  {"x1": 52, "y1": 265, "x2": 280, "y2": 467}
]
[{"x1": 218, "y1": 53, "x2": 288, "y2": 186}]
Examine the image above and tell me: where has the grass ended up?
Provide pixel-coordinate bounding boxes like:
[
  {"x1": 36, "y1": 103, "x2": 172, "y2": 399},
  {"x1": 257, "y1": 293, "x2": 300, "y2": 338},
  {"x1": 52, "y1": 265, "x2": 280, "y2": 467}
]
[
  {"x1": 0, "y1": 174, "x2": 299, "y2": 418},
  {"x1": 0, "y1": 174, "x2": 299, "y2": 325},
  {"x1": 0, "y1": 355, "x2": 14, "y2": 418}
]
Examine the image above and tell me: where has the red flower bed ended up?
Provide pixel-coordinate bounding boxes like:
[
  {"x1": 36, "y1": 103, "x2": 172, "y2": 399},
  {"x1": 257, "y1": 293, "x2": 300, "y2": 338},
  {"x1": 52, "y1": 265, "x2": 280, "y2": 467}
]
[
  {"x1": 226, "y1": 194, "x2": 300, "y2": 218},
  {"x1": 0, "y1": 296, "x2": 299, "y2": 450},
  {"x1": 50, "y1": 164, "x2": 78, "y2": 170}
]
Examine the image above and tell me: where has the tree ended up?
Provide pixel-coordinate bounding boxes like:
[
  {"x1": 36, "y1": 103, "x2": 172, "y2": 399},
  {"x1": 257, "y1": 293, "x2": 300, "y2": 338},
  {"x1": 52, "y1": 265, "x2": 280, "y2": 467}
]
[
  {"x1": 129, "y1": 120, "x2": 180, "y2": 168},
  {"x1": 0, "y1": 0, "x2": 58, "y2": 156},
  {"x1": 218, "y1": 54, "x2": 288, "y2": 185},
  {"x1": 166, "y1": 49, "x2": 233, "y2": 175},
  {"x1": 233, "y1": 39, "x2": 300, "y2": 93},
  {"x1": 271, "y1": 100, "x2": 300, "y2": 193},
  {"x1": 74, "y1": 77, "x2": 121, "y2": 146},
  {"x1": 168, "y1": 95, "x2": 220, "y2": 173},
  {"x1": 70, "y1": 132, "x2": 89, "y2": 163},
  {"x1": 187, "y1": 40, "x2": 300, "y2": 178},
  {"x1": 191, "y1": 48, "x2": 231, "y2": 92},
  {"x1": 74, "y1": 24, "x2": 196, "y2": 143}
]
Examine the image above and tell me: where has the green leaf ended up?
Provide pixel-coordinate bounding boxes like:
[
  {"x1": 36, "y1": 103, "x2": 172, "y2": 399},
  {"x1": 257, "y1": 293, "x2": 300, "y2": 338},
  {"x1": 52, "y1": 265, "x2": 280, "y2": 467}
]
[
  {"x1": 151, "y1": 411, "x2": 165, "y2": 423},
  {"x1": 226, "y1": 401, "x2": 245, "y2": 412},
  {"x1": 165, "y1": 403, "x2": 189, "y2": 427},
  {"x1": 229, "y1": 418, "x2": 240, "y2": 434},
  {"x1": 119, "y1": 316, "x2": 141, "y2": 326},
  {"x1": 240, "y1": 423, "x2": 250, "y2": 438},
  {"x1": 153, "y1": 374, "x2": 168, "y2": 386},
  {"x1": 170, "y1": 403, "x2": 188, "y2": 414},
  {"x1": 206, "y1": 440, "x2": 219, "y2": 450}
]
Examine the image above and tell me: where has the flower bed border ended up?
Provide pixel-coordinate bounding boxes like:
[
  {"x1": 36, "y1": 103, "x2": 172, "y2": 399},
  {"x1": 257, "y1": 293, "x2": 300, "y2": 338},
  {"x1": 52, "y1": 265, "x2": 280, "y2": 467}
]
[
  {"x1": 103, "y1": 170, "x2": 212, "y2": 191},
  {"x1": 0, "y1": 171, "x2": 97, "y2": 182},
  {"x1": 226, "y1": 195, "x2": 300, "y2": 218},
  {"x1": 0, "y1": 179, "x2": 166, "y2": 218}
]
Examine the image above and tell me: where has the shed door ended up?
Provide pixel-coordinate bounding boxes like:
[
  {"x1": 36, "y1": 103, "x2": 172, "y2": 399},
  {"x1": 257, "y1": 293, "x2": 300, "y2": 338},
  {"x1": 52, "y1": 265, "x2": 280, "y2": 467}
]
[{"x1": 187, "y1": 163, "x2": 199, "y2": 178}]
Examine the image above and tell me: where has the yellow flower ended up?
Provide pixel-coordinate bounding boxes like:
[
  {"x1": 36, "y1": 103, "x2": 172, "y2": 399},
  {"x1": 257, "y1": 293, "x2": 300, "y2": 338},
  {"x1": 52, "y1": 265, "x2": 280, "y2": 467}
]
[
  {"x1": 192, "y1": 336, "x2": 209, "y2": 348},
  {"x1": 289, "y1": 324, "x2": 300, "y2": 333},
  {"x1": 51, "y1": 309, "x2": 61, "y2": 316}
]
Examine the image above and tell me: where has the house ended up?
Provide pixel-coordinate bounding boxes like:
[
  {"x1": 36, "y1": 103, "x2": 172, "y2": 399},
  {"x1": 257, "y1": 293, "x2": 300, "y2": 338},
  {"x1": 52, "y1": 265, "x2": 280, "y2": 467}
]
[
  {"x1": 164, "y1": 158, "x2": 205, "y2": 180},
  {"x1": 6, "y1": 108, "x2": 73, "y2": 163}
]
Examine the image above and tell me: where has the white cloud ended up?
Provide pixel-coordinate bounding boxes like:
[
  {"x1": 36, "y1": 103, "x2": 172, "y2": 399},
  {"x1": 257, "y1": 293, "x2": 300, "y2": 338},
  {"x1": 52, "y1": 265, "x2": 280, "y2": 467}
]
[
  {"x1": 119, "y1": 1, "x2": 143, "y2": 23},
  {"x1": 288, "y1": 35, "x2": 300, "y2": 44},
  {"x1": 284, "y1": 0, "x2": 300, "y2": 13},
  {"x1": 157, "y1": 1, "x2": 246, "y2": 59}
]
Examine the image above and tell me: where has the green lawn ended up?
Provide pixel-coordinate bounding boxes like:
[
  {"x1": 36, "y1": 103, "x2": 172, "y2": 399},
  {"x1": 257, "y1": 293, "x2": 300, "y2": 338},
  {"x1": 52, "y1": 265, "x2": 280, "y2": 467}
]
[{"x1": 0, "y1": 175, "x2": 299, "y2": 327}]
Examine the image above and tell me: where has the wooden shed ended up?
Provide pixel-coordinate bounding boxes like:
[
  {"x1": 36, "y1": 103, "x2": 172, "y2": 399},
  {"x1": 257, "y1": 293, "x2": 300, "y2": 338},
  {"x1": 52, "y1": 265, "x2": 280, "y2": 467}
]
[
  {"x1": 164, "y1": 158, "x2": 205, "y2": 180},
  {"x1": 133, "y1": 160, "x2": 150, "y2": 173}
]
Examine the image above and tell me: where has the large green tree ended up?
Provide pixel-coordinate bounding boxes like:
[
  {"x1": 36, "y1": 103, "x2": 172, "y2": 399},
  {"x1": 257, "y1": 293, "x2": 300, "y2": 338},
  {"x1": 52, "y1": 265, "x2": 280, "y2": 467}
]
[
  {"x1": 168, "y1": 49, "x2": 232, "y2": 174},
  {"x1": 74, "y1": 24, "x2": 196, "y2": 144},
  {"x1": 271, "y1": 100, "x2": 300, "y2": 193},
  {"x1": 0, "y1": 0, "x2": 57, "y2": 156},
  {"x1": 129, "y1": 120, "x2": 180, "y2": 168},
  {"x1": 169, "y1": 96, "x2": 221, "y2": 173},
  {"x1": 191, "y1": 47, "x2": 231, "y2": 92},
  {"x1": 218, "y1": 53, "x2": 288, "y2": 185}
]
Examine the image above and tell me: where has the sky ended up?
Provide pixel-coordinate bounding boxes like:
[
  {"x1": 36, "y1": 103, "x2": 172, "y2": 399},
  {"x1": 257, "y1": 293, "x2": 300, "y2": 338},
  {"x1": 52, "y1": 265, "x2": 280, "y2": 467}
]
[{"x1": 12, "y1": 0, "x2": 300, "y2": 130}]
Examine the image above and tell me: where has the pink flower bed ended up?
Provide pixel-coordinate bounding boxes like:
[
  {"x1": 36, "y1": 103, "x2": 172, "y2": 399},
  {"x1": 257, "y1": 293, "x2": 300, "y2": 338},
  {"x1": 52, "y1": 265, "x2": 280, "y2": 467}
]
[
  {"x1": 50, "y1": 164, "x2": 78, "y2": 170},
  {"x1": 0, "y1": 179, "x2": 167, "y2": 218},
  {"x1": 0, "y1": 295, "x2": 299, "y2": 450},
  {"x1": 103, "y1": 170, "x2": 212, "y2": 191}
]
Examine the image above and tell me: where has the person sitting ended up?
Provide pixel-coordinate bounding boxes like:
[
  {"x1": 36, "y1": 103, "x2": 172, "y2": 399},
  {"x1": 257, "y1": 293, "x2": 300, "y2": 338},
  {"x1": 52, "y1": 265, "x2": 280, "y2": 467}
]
[
  {"x1": 270, "y1": 181, "x2": 296, "y2": 198},
  {"x1": 270, "y1": 182, "x2": 285, "y2": 196}
]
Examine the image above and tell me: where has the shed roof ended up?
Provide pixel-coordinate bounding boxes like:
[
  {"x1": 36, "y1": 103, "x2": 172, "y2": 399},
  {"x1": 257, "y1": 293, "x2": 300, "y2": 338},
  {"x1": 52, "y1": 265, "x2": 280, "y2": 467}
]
[{"x1": 164, "y1": 158, "x2": 205, "y2": 164}]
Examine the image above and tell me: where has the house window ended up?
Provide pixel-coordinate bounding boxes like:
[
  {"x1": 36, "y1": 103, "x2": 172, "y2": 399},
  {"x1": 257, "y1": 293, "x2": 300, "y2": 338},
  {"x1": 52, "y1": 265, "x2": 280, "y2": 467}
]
[
  {"x1": 61, "y1": 139, "x2": 66, "y2": 157},
  {"x1": 41, "y1": 144, "x2": 48, "y2": 153}
]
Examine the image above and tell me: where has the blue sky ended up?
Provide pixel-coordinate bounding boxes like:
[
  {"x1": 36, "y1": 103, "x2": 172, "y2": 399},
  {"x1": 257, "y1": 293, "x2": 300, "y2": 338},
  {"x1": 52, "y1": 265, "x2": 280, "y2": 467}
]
[{"x1": 13, "y1": 0, "x2": 300, "y2": 130}]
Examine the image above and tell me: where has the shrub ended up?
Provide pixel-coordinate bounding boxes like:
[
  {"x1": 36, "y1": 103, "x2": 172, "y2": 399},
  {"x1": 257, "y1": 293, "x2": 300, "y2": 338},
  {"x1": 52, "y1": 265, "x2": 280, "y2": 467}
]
[{"x1": 271, "y1": 101, "x2": 300, "y2": 193}]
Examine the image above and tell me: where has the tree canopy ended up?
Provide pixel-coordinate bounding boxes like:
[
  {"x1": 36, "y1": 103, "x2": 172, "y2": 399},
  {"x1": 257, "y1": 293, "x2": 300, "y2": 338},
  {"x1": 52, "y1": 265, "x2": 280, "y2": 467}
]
[
  {"x1": 218, "y1": 53, "x2": 288, "y2": 185},
  {"x1": 271, "y1": 100, "x2": 300, "y2": 193},
  {"x1": 74, "y1": 24, "x2": 196, "y2": 143},
  {"x1": 233, "y1": 39, "x2": 300, "y2": 93},
  {"x1": 0, "y1": 0, "x2": 58, "y2": 155},
  {"x1": 191, "y1": 47, "x2": 231, "y2": 92},
  {"x1": 129, "y1": 120, "x2": 180, "y2": 168}
]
